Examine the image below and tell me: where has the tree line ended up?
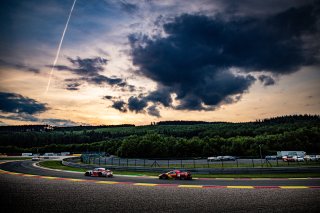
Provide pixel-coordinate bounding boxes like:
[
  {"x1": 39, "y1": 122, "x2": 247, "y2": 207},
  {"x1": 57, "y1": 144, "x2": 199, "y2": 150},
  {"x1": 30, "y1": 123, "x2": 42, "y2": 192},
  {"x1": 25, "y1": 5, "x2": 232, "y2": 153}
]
[{"x1": 0, "y1": 115, "x2": 319, "y2": 157}]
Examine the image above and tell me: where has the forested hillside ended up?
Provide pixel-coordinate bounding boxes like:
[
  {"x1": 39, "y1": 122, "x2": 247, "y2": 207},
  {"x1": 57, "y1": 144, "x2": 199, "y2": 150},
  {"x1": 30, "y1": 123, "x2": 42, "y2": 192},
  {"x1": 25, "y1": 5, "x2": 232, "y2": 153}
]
[{"x1": 0, "y1": 115, "x2": 319, "y2": 157}]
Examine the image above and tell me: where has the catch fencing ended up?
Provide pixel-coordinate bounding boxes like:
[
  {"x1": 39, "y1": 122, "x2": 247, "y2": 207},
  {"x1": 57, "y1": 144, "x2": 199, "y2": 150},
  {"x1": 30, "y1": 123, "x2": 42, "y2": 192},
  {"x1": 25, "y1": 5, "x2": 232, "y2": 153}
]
[
  {"x1": 63, "y1": 156, "x2": 320, "y2": 174},
  {"x1": 79, "y1": 155, "x2": 320, "y2": 169}
]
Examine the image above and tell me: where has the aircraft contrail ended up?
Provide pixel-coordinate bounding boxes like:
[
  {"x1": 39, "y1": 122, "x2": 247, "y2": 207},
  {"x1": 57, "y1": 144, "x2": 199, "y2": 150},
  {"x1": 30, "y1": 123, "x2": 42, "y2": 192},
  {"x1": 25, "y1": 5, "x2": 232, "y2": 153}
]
[{"x1": 45, "y1": 0, "x2": 77, "y2": 94}]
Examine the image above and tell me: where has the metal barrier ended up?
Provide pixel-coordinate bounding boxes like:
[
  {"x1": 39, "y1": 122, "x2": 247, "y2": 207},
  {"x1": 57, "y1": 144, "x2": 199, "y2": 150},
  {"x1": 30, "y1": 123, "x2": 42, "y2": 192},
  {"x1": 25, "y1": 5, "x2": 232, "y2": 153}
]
[
  {"x1": 79, "y1": 155, "x2": 320, "y2": 169},
  {"x1": 63, "y1": 157, "x2": 320, "y2": 174}
]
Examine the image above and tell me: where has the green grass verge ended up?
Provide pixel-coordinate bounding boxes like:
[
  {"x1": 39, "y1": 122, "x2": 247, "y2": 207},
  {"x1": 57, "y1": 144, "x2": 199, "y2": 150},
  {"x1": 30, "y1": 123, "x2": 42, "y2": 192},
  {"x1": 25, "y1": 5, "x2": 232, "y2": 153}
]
[
  {"x1": 39, "y1": 161, "x2": 87, "y2": 172},
  {"x1": 39, "y1": 160, "x2": 320, "y2": 178}
]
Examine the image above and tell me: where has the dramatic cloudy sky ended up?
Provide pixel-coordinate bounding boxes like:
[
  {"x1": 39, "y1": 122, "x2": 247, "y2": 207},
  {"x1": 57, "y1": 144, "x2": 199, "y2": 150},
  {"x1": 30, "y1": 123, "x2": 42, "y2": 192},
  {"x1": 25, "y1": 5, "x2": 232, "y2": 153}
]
[{"x1": 0, "y1": 0, "x2": 319, "y2": 126}]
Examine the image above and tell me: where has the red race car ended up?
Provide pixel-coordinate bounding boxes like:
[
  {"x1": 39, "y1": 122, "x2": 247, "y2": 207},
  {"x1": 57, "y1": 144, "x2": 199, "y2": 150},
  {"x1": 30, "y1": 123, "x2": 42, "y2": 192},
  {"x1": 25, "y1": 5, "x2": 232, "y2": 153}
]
[
  {"x1": 159, "y1": 170, "x2": 192, "y2": 180},
  {"x1": 84, "y1": 168, "x2": 113, "y2": 177}
]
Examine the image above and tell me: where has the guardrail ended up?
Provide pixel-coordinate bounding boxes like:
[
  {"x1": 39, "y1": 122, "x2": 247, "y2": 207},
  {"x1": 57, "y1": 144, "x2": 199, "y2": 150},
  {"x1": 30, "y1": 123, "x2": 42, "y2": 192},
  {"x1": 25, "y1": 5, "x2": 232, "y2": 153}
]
[{"x1": 62, "y1": 157, "x2": 320, "y2": 174}]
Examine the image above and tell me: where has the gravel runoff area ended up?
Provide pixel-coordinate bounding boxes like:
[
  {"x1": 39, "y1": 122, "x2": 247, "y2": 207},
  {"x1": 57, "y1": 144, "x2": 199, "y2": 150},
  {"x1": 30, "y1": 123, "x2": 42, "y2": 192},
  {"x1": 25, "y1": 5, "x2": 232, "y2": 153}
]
[{"x1": 1, "y1": 172, "x2": 320, "y2": 213}]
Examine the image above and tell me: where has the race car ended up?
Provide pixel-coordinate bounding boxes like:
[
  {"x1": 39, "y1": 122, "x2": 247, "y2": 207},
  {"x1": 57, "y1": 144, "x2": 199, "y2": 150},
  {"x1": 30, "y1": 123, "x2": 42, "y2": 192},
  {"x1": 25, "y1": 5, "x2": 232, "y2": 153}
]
[
  {"x1": 84, "y1": 168, "x2": 113, "y2": 177},
  {"x1": 159, "y1": 170, "x2": 192, "y2": 180}
]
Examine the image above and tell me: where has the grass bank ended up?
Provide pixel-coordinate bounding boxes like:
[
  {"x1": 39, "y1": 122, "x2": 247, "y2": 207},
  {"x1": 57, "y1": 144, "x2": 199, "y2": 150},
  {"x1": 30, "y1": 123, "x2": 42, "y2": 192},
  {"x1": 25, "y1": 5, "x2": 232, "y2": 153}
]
[
  {"x1": 39, "y1": 161, "x2": 87, "y2": 172},
  {"x1": 39, "y1": 160, "x2": 320, "y2": 178}
]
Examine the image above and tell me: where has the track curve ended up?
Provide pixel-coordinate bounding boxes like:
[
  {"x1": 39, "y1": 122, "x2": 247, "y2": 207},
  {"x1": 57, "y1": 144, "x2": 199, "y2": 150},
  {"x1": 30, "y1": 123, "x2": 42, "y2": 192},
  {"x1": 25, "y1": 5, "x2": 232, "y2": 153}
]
[{"x1": 1, "y1": 160, "x2": 320, "y2": 187}]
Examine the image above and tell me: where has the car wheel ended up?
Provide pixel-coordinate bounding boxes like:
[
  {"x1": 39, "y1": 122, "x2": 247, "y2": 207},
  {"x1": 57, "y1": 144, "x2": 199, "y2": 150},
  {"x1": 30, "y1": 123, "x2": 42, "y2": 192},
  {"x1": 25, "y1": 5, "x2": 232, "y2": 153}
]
[
  {"x1": 98, "y1": 172, "x2": 102, "y2": 177},
  {"x1": 85, "y1": 172, "x2": 90, "y2": 176}
]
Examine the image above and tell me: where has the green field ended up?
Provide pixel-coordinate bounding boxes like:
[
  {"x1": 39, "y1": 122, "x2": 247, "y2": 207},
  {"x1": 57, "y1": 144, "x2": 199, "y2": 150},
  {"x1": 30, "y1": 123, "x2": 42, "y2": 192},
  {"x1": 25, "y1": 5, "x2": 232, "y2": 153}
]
[{"x1": 39, "y1": 161, "x2": 87, "y2": 172}]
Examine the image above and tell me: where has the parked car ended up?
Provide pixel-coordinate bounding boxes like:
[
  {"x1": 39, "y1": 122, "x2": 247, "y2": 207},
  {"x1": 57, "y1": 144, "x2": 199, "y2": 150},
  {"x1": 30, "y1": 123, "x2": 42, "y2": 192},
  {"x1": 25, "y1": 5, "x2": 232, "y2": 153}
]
[
  {"x1": 293, "y1": 155, "x2": 304, "y2": 162},
  {"x1": 304, "y1": 155, "x2": 315, "y2": 161},
  {"x1": 265, "y1": 155, "x2": 277, "y2": 160},
  {"x1": 31, "y1": 157, "x2": 40, "y2": 161},
  {"x1": 159, "y1": 170, "x2": 192, "y2": 180},
  {"x1": 216, "y1": 156, "x2": 223, "y2": 161},
  {"x1": 84, "y1": 168, "x2": 113, "y2": 177},
  {"x1": 221, "y1": 156, "x2": 236, "y2": 161},
  {"x1": 282, "y1": 155, "x2": 295, "y2": 162},
  {"x1": 207, "y1": 157, "x2": 218, "y2": 162}
]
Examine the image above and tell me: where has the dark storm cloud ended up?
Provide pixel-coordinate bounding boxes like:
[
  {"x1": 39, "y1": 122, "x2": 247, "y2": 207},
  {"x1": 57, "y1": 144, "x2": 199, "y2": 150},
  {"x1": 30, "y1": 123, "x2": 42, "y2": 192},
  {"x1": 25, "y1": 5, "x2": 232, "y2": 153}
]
[
  {"x1": 51, "y1": 56, "x2": 135, "y2": 91},
  {"x1": 0, "y1": 92, "x2": 47, "y2": 114},
  {"x1": 111, "y1": 100, "x2": 127, "y2": 113},
  {"x1": 128, "y1": 96, "x2": 147, "y2": 113},
  {"x1": 0, "y1": 59, "x2": 40, "y2": 73},
  {"x1": 258, "y1": 75, "x2": 275, "y2": 86},
  {"x1": 49, "y1": 57, "x2": 107, "y2": 76},
  {"x1": 0, "y1": 114, "x2": 82, "y2": 126},
  {"x1": 0, "y1": 92, "x2": 78, "y2": 126},
  {"x1": 147, "y1": 105, "x2": 160, "y2": 117},
  {"x1": 109, "y1": 95, "x2": 163, "y2": 117},
  {"x1": 0, "y1": 113, "x2": 39, "y2": 122},
  {"x1": 0, "y1": 91, "x2": 82, "y2": 126},
  {"x1": 103, "y1": 95, "x2": 113, "y2": 100},
  {"x1": 66, "y1": 82, "x2": 81, "y2": 91},
  {"x1": 129, "y1": 2, "x2": 320, "y2": 111},
  {"x1": 127, "y1": 85, "x2": 136, "y2": 92},
  {"x1": 215, "y1": 0, "x2": 316, "y2": 17},
  {"x1": 0, "y1": 92, "x2": 84, "y2": 126},
  {"x1": 66, "y1": 57, "x2": 107, "y2": 75},
  {"x1": 144, "y1": 88, "x2": 172, "y2": 107},
  {"x1": 87, "y1": 75, "x2": 123, "y2": 85},
  {"x1": 53, "y1": 65, "x2": 74, "y2": 72}
]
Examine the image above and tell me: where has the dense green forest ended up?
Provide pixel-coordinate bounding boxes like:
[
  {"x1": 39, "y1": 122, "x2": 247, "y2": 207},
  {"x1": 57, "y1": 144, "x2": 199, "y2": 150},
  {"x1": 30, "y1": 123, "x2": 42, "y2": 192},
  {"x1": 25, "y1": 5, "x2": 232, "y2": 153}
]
[{"x1": 0, "y1": 115, "x2": 319, "y2": 158}]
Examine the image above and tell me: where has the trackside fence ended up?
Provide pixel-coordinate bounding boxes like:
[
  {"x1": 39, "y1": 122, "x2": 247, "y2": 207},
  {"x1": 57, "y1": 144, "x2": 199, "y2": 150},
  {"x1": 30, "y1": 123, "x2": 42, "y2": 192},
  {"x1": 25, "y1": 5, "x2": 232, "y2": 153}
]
[
  {"x1": 78, "y1": 155, "x2": 320, "y2": 169},
  {"x1": 63, "y1": 157, "x2": 320, "y2": 174}
]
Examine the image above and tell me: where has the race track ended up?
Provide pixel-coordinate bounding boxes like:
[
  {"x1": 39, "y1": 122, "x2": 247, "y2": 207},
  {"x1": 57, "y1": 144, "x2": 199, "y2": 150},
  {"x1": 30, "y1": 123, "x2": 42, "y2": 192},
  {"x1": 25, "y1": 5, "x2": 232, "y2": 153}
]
[
  {"x1": 0, "y1": 160, "x2": 320, "y2": 212},
  {"x1": 1, "y1": 160, "x2": 320, "y2": 187}
]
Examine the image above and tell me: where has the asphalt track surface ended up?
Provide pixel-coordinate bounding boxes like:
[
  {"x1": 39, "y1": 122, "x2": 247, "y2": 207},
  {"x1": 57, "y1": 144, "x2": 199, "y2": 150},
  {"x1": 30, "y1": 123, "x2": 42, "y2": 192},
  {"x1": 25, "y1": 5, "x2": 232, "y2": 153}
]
[
  {"x1": 1, "y1": 160, "x2": 320, "y2": 186},
  {"x1": 0, "y1": 160, "x2": 320, "y2": 212}
]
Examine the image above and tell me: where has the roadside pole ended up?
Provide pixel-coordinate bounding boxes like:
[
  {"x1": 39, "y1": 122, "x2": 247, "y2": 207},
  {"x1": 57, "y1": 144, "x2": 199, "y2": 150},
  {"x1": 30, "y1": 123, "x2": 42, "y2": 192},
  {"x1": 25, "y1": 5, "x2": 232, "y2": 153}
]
[{"x1": 259, "y1": 144, "x2": 263, "y2": 167}]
